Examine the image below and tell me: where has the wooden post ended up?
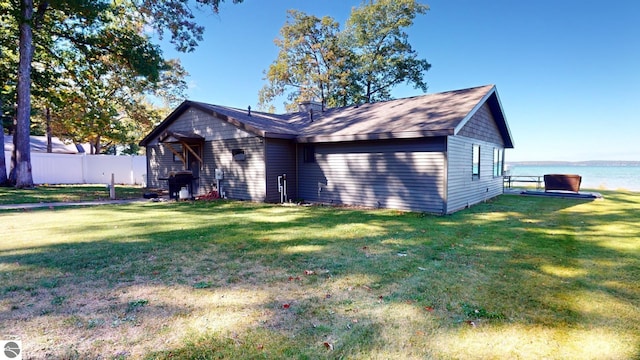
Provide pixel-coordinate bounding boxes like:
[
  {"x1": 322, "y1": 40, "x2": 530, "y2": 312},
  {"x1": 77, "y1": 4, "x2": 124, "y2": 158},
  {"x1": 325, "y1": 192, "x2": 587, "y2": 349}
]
[
  {"x1": 46, "y1": 106, "x2": 52, "y2": 153},
  {"x1": 110, "y1": 173, "x2": 116, "y2": 200}
]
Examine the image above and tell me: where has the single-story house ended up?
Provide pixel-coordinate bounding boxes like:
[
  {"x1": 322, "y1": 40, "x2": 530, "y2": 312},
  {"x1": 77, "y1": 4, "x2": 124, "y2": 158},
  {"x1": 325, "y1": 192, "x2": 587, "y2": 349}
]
[{"x1": 140, "y1": 84, "x2": 514, "y2": 214}]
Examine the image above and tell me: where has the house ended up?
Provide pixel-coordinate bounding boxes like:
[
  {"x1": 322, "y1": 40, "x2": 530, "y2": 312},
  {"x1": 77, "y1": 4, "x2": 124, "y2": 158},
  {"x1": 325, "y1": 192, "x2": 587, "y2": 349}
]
[
  {"x1": 3, "y1": 135, "x2": 88, "y2": 154},
  {"x1": 140, "y1": 84, "x2": 514, "y2": 214}
]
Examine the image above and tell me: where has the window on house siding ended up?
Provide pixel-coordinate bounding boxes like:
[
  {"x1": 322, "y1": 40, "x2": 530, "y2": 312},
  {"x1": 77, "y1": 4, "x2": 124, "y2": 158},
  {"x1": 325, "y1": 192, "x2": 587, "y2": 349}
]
[
  {"x1": 232, "y1": 148, "x2": 246, "y2": 161},
  {"x1": 303, "y1": 145, "x2": 316, "y2": 163},
  {"x1": 493, "y1": 148, "x2": 504, "y2": 177},
  {"x1": 172, "y1": 145, "x2": 183, "y2": 163},
  {"x1": 472, "y1": 144, "x2": 480, "y2": 179}
]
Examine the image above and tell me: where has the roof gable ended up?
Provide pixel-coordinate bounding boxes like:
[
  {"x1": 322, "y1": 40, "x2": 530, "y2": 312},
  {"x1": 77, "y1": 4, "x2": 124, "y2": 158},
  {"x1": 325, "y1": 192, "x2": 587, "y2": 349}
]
[
  {"x1": 140, "y1": 85, "x2": 514, "y2": 148},
  {"x1": 452, "y1": 86, "x2": 513, "y2": 148}
]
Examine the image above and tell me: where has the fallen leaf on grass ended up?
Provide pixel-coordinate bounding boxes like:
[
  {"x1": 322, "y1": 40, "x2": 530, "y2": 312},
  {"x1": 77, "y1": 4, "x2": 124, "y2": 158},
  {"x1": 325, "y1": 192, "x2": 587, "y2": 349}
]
[
  {"x1": 282, "y1": 303, "x2": 290, "y2": 309},
  {"x1": 424, "y1": 306, "x2": 434, "y2": 312}
]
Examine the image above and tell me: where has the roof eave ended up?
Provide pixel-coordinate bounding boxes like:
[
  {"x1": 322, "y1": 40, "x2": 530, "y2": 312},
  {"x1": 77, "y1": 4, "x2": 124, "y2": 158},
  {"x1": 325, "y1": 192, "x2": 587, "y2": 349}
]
[
  {"x1": 452, "y1": 85, "x2": 515, "y2": 149},
  {"x1": 139, "y1": 101, "x2": 192, "y2": 146},
  {"x1": 263, "y1": 132, "x2": 298, "y2": 140},
  {"x1": 296, "y1": 129, "x2": 454, "y2": 143},
  {"x1": 140, "y1": 101, "x2": 272, "y2": 146},
  {"x1": 188, "y1": 102, "x2": 266, "y2": 138},
  {"x1": 490, "y1": 89, "x2": 515, "y2": 148}
]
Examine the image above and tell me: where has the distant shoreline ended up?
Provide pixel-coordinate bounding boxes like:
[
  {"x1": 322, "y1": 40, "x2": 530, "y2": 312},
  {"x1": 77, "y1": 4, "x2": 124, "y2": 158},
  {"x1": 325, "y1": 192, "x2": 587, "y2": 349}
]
[{"x1": 506, "y1": 161, "x2": 640, "y2": 167}]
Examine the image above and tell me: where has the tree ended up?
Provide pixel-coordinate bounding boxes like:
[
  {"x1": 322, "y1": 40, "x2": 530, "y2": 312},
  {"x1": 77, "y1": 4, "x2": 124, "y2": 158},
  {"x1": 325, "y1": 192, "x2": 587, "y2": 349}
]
[
  {"x1": 345, "y1": 0, "x2": 431, "y2": 103},
  {"x1": 40, "y1": 5, "x2": 188, "y2": 154},
  {"x1": 0, "y1": 90, "x2": 7, "y2": 186},
  {"x1": 258, "y1": 10, "x2": 353, "y2": 112},
  {"x1": 0, "y1": 36, "x2": 10, "y2": 185},
  {"x1": 4, "y1": 0, "x2": 242, "y2": 188},
  {"x1": 259, "y1": 0, "x2": 430, "y2": 111}
]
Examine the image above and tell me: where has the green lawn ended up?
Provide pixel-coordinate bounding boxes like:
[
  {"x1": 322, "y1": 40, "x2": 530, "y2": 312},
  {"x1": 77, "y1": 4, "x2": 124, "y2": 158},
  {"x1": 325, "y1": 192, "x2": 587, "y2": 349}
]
[
  {"x1": 0, "y1": 185, "x2": 145, "y2": 205},
  {"x1": 0, "y1": 191, "x2": 638, "y2": 359}
]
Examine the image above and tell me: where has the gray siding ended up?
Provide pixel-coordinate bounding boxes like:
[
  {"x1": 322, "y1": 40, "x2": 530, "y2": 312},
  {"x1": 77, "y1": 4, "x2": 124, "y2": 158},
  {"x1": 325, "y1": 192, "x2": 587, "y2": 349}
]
[
  {"x1": 458, "y1": 103, "x2": 505, "y2": 146},
  {"x1": 146, "y1": 108, "x2": 253, "y2": 146},
  {"x1": 145, "y1": 108, "x2": 265, "y2": 200},
  {"x1": 146, "y1": 144, "x2": 187, "y2": 189},
  {"x1": 446, "y1": 136, "x2": 504, "y2": 213},
  {"x1": 298, "y1": 138, "x2": 447, "y2": 213},
  {"x1": 265, "y1": 139, "x2": 297, "y2": 203},
  {"x1": 446, "y1": 103, "x2": 507, "y2": 213},
  {"x1": 200, "y1": 137, "x2": 265, "y2": 201}
]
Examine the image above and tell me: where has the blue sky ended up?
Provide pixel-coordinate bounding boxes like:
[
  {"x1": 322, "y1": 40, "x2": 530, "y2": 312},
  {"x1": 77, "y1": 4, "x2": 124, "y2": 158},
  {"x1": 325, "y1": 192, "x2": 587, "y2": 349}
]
[{"x1": 157, "y1": 0, "x2": 639, "y2": 162}]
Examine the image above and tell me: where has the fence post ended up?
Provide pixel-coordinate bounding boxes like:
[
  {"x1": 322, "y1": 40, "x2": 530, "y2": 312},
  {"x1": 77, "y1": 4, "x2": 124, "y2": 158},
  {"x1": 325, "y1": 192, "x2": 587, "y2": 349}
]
[
  {"x1": 81, "y1": 153, "x2": 88, "y2": 184},
  {"x1": 130, "y1": 155, "x2": 134, "y2": 185},
  {"x1": 110, "y1": 173, "x2": 116, "y2": 199}
]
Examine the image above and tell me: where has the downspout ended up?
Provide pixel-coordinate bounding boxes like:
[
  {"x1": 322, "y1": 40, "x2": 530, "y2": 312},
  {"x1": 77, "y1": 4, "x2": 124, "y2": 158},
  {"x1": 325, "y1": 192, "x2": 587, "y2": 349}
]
[
  {"x1": 442, "y1": 138, "x2": 449, "y2": 215},
  {"x1": 262, "y1": 136, "x2": 267, "y2": 202},
  {"x1": 295, "y1": 142, "x2": 299, "y2": 203}
]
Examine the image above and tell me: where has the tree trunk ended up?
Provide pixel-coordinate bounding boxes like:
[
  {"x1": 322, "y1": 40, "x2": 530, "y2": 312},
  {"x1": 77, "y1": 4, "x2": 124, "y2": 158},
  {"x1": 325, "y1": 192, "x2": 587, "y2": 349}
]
[
  {"x1": 0, "y1": 98, "x2": 7, "y2": 186},
  {"x1": 0, "y1": 44, "x2": 6, "y2": 186},
  {"x1": 94, "y1": 135, "x2": 101, "y2": 154},
  {"x1": 13, "y1": 0, "x2": 35, "y2": 188},
  {"x1": 46, "y1": 106, "x2": 52, "y2": 153}
]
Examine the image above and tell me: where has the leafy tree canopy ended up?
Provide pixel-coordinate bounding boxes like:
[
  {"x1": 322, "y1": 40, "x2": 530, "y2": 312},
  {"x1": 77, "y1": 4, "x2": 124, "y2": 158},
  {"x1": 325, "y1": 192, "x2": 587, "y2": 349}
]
[
  {"x1": 259, "y1": 0, "x2": 430, "y2": 112},
  {"x1": 1, "y1": 0, "x2": 242, "y2": 187}
]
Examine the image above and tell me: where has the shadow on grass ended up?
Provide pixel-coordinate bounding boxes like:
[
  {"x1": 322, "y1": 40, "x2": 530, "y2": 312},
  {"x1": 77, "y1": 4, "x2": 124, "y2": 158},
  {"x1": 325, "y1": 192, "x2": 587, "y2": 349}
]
[
  {"x1": 0, "y1": 192, "x2": 639, "y2": 358},
  {"x1": 0, "y1": 185, "x2": 145, "y2": 205}
]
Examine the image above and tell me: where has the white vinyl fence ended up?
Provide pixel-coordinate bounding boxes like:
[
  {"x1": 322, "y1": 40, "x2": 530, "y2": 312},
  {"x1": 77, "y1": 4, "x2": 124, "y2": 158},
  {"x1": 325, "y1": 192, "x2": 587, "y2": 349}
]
[{"x1": 3, "y1": 151, "x2": 146, "y2": 185}]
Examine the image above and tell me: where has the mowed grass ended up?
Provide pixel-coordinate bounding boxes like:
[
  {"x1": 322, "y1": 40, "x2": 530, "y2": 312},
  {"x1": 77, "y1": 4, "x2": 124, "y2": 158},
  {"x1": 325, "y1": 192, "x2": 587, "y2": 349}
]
[
  {"x1": 0, "y1": 191, "x2": 639, "y2": 359},
  {"x1": 0, "y1": 185, "x2": 145, "y2": 205}
]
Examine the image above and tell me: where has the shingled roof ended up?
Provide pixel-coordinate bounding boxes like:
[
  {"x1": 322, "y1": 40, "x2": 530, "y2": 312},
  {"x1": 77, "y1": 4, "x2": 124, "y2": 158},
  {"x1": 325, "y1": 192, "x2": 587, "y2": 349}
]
[{"x1": 140, "y1": 84, "x2": 513, "y2": 148}]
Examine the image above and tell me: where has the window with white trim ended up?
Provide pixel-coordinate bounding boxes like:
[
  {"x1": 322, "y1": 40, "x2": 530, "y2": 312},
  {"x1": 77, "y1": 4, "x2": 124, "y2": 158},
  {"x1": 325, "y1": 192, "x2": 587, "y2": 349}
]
[
  {"x1": 493, "y1": 148, "x2": 503, "y2": 177},
  {"x1": 472, "y1": 144, "x2": 480, "y2": 180}
]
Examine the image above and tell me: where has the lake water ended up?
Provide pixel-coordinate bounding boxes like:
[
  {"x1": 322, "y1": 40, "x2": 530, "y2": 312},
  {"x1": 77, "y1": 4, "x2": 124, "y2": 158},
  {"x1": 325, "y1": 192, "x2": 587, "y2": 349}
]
[{"x1": 505, "y1": 165, "x2": 640, "y2": 192}]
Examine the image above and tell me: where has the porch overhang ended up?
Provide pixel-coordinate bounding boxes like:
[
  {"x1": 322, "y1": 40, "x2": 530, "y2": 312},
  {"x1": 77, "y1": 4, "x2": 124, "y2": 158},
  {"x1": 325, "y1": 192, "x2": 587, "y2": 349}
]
[{"x1": 160, "y1": 131, "x2": 204, "y2": 169}]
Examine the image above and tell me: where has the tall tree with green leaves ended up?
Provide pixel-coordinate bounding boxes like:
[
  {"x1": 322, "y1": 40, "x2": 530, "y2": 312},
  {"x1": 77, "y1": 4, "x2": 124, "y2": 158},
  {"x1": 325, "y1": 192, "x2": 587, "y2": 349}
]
[
  {"x1": 3, "y1": 0, "x2": 242, "y2": 188},
  {"x1": 346, "y1": 0, "x2": 431, "y2": 103},
  {"x1": 39, "y1": 2, "x2": 188, "y2": 154},
  {"x1": 258, "y1": 10, "x2": 353, "y2": 112},
  {"x1": 259, "y1": 0, "x2": 430, "y2": 112}
]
